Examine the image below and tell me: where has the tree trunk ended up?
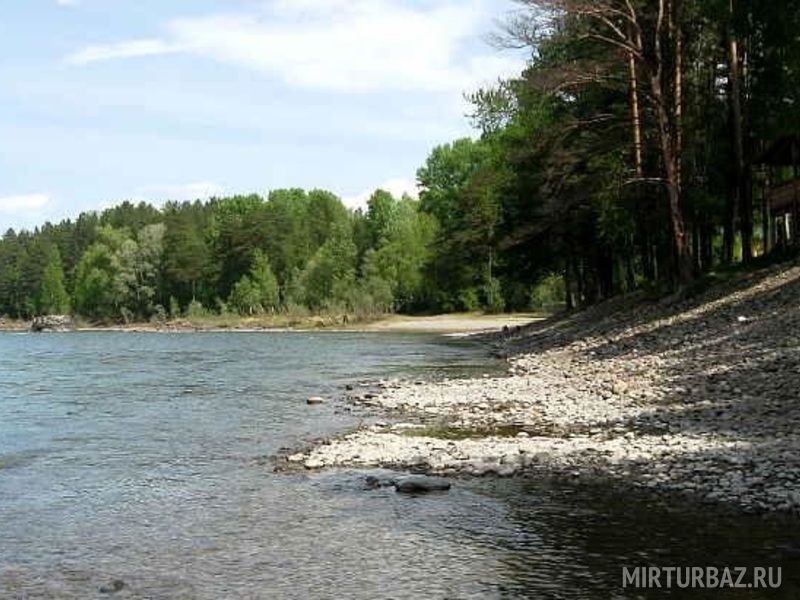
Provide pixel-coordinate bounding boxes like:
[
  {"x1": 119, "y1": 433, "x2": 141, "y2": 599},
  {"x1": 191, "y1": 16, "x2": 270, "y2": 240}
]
[
  {"x1": 701, "y1": 220, "x2": 713, "y2": 270},
  {"x1": 651, "y1": 0, "x2": 693, "y2": 286},
  {"x1": 597, "y1": 247, "x2": 614, "y2": 298},
  {"x1": 742, "y1": 168, "x2": 753, "y2": 260},
  {"x1": 724, "y1": 184, "x2": 738, "y2": 263},
  {"x1": 728, "y1": 3, "x2": 751, "y2": 263},
  {"x1": 692, "y1": 217, "x2": 701, "y2": 272},
  {"x1": 564, "y1": 260, "x2": 574, "y2": 310},
  {"x1": 640, "y1": 237, "x2": 653, "y2": 281},
  {"x1": 761, "y1": 178, "x2": 770, "y2": 256},
  {"x1": 628, "y1": 43, "x2": 644, "y2": 178},
  {"x1": 652, "y1": 88, "x2": 692, "y2": 285},
  {"x1": 625, "y1": 239, "x2": 636, "y2": 292},
  {"x1": 674, "y1": 3, "x2": 683, "y2": 187}
]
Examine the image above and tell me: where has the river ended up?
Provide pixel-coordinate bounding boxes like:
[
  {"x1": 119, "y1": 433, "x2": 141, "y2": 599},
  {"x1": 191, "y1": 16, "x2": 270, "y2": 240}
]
[{"x1": 1, "y1": 332, "x2": 798, "y2": 598}]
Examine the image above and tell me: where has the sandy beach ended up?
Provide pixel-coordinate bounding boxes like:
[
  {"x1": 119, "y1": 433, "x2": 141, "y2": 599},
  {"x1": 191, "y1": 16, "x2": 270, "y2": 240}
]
[{"x1": 354, "y1": 313, "x2": 544, "y2": 333}]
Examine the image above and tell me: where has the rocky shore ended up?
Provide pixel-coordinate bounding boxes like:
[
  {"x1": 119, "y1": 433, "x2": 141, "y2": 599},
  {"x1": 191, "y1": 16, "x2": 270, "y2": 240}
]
[{"x1": 287, "y1": 261, "x2": 800, "y2": 515}]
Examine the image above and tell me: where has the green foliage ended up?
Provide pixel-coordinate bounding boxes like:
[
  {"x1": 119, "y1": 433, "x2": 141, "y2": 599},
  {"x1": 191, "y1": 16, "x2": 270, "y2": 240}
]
[
  {"x1": 365, "y1": 190, "x2": 398, "y2": 247},
  {"x1": 151, "y1": 304, "x2": 167, "y2": 324},
  {"x1": 227, "y1": 251, "x2": 280, "y2": 315},
  {"x1": 164, "y1": 204, "x2": 211, "y2": 303},
  {"x1": 38, "y1": 246, "x2": 70, "y2": 315},
  {"x1": 417, "y1": 138, "x2": 492, "y2": 232},
  {"x1": 114, "y1": 223, "x2": 165, "y2": 319},
  {"x1": 185, "y1": 299, "x2": 208, "y2": 318},
  {"x1": 459, "y1": 288, "x2": 481, "y2": 312},
  {"x1": 169, "y1": 296, "x2": 181, "y2": 318},
  {"x1": 0, "y1": 187, "x2": 435, "y2": 322},
  {"x1": 298, "y1": 220, "x2": 357, "y2": 310},
  {"x1": 249, "y1": 251, "x2": 280, "y2": 311},
  {"x1": 357, "y1": 276, "x2": 394, "y2": 315},
  {"x1": 360, "y1": 197, "x2": 437, "y2": 311},
  {"x1": 529, "y1": 274, "x2": 566, "y2": 311},
  {"x1": 73, "y1": 243, "x2": 120, "y2": 319},
  {"x1": 228, "y1": 276, "x2": 262, "y2": 315},
  {"x1": 483, "y1": 277, "x2": 506, "y2": 314},
  {"x1": 418, "y1": 137, "x2": 506, "y2": 312}
]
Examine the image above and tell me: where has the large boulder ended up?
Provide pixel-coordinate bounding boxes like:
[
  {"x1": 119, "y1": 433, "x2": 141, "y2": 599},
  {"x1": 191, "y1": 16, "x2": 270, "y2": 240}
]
[
  {"x1": 394, "y1": 475, "x2": 452, "y2": 494},
  {"x1": 30, "y1": 315, "x2": 74, "y2": 332}
]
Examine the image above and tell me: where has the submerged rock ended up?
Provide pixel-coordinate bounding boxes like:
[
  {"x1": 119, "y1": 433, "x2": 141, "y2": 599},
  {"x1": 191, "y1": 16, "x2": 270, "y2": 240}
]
[
  {"x1": 30, "y1": 315, "x2": 74, "y2": 333},
  {"x1": 99, "y1": 579, "x2": 125, "y2": 594},
  {"x1": 394, "y1": 475, "x2": 451, "y2": 494},
  {"x1": 364, "y1": 474, "x2": 397, "y2": 489}
]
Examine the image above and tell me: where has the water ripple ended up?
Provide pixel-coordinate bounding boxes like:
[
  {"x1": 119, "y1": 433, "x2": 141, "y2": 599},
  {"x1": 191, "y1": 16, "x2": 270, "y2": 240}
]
[{"x1": 1, "y1": 333, "x2": 798, "y2": 598}]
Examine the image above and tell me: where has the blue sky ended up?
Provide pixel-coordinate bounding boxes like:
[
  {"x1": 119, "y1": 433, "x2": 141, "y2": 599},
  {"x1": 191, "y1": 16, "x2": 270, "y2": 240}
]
[{"x1": 0, "y1": 0, "x2": 526, "y2": 230}]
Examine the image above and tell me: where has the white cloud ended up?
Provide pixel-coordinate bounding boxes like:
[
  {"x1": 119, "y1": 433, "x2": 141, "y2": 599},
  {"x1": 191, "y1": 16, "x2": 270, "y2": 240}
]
[
  {"x1": 66, "y1": 0, "x2": 522, "y2": 93},
  {"x1": 67, "y1": 40, "x2": 182, "y2": 65},
  {"x1": 0, "y1": 193, "x2": 51, "y2": 214},
  {"x1": 343, "y1": 177, "x2": 419, "y2": 210},
  {"x1": 56, "y1": 0, "x2": 80, "y2": 6},
  {"x1": 135, "y1": 181, "x2": 226, "y2": 203}
]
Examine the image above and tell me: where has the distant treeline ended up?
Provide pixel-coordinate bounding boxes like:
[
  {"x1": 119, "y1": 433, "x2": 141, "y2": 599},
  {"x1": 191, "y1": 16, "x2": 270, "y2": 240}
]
[
  {"x1": 0, "y1": 191, "x2": 414, "y2": 321},
  {"x1": 0, "y1": 185, "x2": 545, "y2": 322}
]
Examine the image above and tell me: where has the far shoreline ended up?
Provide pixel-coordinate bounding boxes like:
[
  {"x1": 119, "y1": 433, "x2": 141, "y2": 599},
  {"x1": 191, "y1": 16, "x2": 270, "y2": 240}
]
[{"x1": 0, "y1": 312, "x2": 547, "y2": 336}]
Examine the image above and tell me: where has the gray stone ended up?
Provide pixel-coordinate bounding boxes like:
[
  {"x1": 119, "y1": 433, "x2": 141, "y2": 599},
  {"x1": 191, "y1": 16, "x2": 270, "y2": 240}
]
[
  {"x1": 364, "y1": 474, "x2": 396, "y2": 489},
  {"x1": 394, "y1": 475, "x2": 451, "y2": 494},
  {"x1": 30, "y1": 315, "x2": 74, "y2": 332},
  {"x1": 99, "y1": 580, "x2": 125, "y2": 594}
]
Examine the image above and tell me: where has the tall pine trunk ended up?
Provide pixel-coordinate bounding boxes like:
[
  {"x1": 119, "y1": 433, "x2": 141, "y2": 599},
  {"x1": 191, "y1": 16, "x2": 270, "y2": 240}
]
[
  {"x1": 651, "y1": 0, "x2": 693, "y2": 285},
  {"x1": 728, "y1": 1, "x2": 751, "y2": 263},
  {"x1": 628, "y1": 41, "x2": 644, "y2": 178}
]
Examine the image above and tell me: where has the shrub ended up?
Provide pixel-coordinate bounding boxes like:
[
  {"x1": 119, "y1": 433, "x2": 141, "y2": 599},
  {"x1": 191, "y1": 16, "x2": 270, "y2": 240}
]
[
  {"x1": 459, "y1": 287, "x2": 481, "y2": 312},
  {"x1": 482, "y1": 277, "x2": 506, "y2": 313},
  {"x1": 186, "y1": 299, "x2": 207, "y2": 318},
  {"x1": 228, "y1": 276, "x2": 262, "y2": 315},
  {"x1": 150, "y1": 304, "x2": 167, "y2": 324},
  {"x1": 169, "y1": 296, "x2": 181, "y2": 319},
  {"x1": 529, "y1": 274, "x2": 566, "y2": 311}
]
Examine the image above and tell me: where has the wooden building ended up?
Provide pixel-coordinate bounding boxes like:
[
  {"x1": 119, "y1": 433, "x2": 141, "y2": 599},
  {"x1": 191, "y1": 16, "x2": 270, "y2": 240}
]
[{"x1": 757, "y1": 135, "x2": 800, "y2": 251}]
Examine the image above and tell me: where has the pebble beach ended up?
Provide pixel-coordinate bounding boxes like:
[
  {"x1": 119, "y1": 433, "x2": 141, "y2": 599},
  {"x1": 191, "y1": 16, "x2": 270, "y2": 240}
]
[{"x1": 288, "y1": 261, "x2": 800, "y2": 515}]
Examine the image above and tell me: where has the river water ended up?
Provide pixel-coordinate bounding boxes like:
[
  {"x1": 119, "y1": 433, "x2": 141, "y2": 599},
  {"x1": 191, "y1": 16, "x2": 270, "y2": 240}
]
[{"x1": 1, "y1": 332, "x2": 798, "y2": 599}]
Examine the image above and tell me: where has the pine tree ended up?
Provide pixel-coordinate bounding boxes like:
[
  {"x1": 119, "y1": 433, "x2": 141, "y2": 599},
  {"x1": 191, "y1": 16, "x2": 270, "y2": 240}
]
[{"x1": 38, "y1": 246, "x2": 70, "y2": 315}]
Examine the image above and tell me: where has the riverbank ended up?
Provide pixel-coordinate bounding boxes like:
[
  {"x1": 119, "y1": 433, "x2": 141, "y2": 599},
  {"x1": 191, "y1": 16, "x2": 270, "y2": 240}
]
[
  {"x1": 287, "y1": 260, "x2": 800, "y2": 515},
  {"x1": 0, "y1": 313, "x2": 355, "y2": 333},
  {"x1": 0, "y1": 312, "x2": 544, "y2": 334},
  {"x1": 355, "y1": 313, "x2": 543, "y2": 334}
]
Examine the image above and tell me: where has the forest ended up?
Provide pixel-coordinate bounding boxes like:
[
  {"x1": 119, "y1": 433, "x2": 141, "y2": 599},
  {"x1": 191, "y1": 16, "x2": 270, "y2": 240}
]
[{"x1": 2, "y1": 0, "x2": 800, "y2": 322}]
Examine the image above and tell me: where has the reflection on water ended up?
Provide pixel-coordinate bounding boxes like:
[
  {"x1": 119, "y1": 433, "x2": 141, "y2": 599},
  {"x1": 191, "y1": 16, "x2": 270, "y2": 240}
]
[{"x1": 1, "y1": 332, "x2": 798, "y2": 599}]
